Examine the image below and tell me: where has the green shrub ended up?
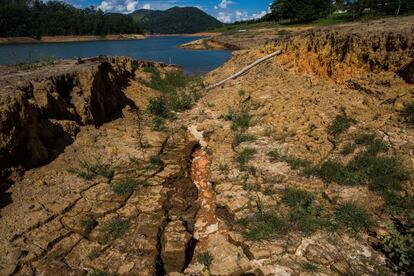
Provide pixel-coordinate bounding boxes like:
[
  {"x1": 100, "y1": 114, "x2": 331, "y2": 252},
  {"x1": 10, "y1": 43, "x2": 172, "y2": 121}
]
[
  {"x1": 341, "y1": 143, "x2": 356, "y2": 155},
  {"x1": 198, "y1": 251, "x2": 214, "y2": 267},
  {"x1": 328, "y1": 113, "x2": 356, "y2": 136},
  {"x1": 111, "y1": 179, "x2": 138, "y2": 195},
  {"x1": 244, "y1": 211, "x2": 289, "y2": 240},
  {"x1": 223, "y1": 106, "x2": 252, "y2": 130},
  {"x1": 315, "y1": 160, "x2": 360, "y2": 185},
  {"x1": 335, "y1": 202, "x2": 373, "y2": 231},
  {"x1": 218, "y1": 163, "x2": 229, "y2": 175},
  {"x1": 69, "y1": 159, "x2": 114, "y2": 180},
  {"x1": 147, "y1": 97, "x2": 169, "y2": 118},
  {"x1": 267, "y1": 149, "x2": 312, "y2": 172},
  {"x1": 101, "y1": 219, "x2": 130, "y2": 238},
  {"x1": 236, "y1": 148, "x2": 257, "y2": 167},
  {"x1": 80, "y1": 218, "x2": 96, "y2": 233},
  {"x1": 302, "y1": 262, "x2": 319, "y2": 273},
  {"x1": 348, "y1": 152, "x2": 408, "y2": 192},
  {"x1": 232, "y1": 132, "x2": 257, "y2": 147},
  {"x1": 282, "y1": 188, "x2": 315, "y2": 208},
  {"x1": 401, "y1": 101, "x2": 414, "y2": 124},
  {"x1": 151, "y1": 116, "x2": 168, "y2": 131},
  {"x1": 149, "y1": 155, "x2": 162, "y2": 167},
  {"x1": 383, "y1": 214, "x2": 414, "y2": 271}
]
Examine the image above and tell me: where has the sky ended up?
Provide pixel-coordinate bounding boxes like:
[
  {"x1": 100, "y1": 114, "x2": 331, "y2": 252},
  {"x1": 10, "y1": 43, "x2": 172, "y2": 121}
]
[{"x1": 58, "y1": 0, "x2": 273, "y2": 23}]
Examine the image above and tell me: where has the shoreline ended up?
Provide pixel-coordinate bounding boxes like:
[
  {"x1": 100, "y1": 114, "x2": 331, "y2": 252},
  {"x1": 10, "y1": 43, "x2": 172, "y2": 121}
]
[
  {"x1": 0, "y1": 32, "x2": 221, "y2": 45},
  {"x1": 0, "y1": 34, "x2": 145, "y2": 45}
]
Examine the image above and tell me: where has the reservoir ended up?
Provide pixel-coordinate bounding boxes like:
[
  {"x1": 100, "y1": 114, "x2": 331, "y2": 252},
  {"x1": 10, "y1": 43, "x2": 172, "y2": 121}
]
[{"x1": 0, "y1": 36, "x2": 231, "y2": 74}]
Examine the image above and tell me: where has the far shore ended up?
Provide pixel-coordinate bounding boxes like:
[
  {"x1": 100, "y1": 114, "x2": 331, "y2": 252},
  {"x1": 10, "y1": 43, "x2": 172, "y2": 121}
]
[
  {"x1": 0, "y1": 34, "x2": 146, "y2": 45},
  {"x1": 0, "y1": 32, "x2": 221, "y2": 45}
]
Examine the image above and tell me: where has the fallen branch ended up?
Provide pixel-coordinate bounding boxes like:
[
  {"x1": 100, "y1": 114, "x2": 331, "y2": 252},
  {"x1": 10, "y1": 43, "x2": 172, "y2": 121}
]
[{"x1": 205, "y1": 49, "x2": 282, "y2": 90}]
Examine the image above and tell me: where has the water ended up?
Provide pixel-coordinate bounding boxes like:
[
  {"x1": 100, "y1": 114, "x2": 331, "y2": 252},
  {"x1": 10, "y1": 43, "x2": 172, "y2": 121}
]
[{"x1": 0, "y1": 36, "x2": 231, "y2": 74}]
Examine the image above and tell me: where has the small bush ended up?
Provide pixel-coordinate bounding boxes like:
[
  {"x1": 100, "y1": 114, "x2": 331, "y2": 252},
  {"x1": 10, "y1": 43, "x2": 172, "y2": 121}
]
[
  {"x1": 101, "y1": 219, "x2": 130, "y2": 239},
  {"x1": 341, "y1": 143, "x2": 356, "y2": 155},
  {"x1": 236, "y1": 148, "x2": 257, "y2": 167},
  {"x1": 267, "y1": 149, "x2": 312, "y2": 172},
  {"x1": 198, "y1": 251, "x2": 214, "y2": 267},
  {"x1": 80, "y1": 218, "x2": 96, "y2": 234},
  {"x1": 69, "y1": 159, "x2": 114, "y2": 180},
  {"x1": 218, "y1": 163, "x2": 229, "y2": 175},
  {"x1": 401, "y1": 101, "x2": 414, "y2": 124},
  {"x1": 232, "y1": 132, "x2": 257, "y2": 147},
  {"x1": 335, "y1": 202, "x2": 373, "y2": 231},
  {"x1": 149, "y1": 155, "x2": 162, "y2": 167},
  {"x1": 148, "y1": 97, "x2": 169, "y2": 118},
  {"x1": 282, "y1": 188, "x2": 314, "y2": 208},
  {"x1": 244, "y1": 211, "x2": 289, "y2": 240},
  {"x1": 315, "y1": 160, "x2": 360, "y2": 185},
  {"x1": 383, "y1": 215, "x2": 414, "y2": 271},
  {"x1": 151, "y1": 116, "x2": 168, "y2": 131},
  {"x1": 328, "y1": 113, "x2": 356, "y2": 136},
  {"x1": 223, "y1": 106, "x2": 252, "y2": 130},
  {"x1": 111, "y1": 179, "x2": 138, "y2": 195},
  {"x1": 302, "y1": 262, "x2": 319, "y2": 273}
]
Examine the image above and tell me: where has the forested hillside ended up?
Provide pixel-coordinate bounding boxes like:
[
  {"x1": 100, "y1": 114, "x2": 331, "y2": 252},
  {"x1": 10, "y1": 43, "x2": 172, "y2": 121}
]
[
  {"x1": 132, "y1": 7, "x2": 223, "y2": 34},
  {"x1": 0, "y1": 0, "x2": 141, "y2": 37}
]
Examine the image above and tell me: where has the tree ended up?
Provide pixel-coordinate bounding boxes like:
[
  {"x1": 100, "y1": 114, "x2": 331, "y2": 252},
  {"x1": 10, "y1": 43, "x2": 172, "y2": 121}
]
[{"x1": 270, "y1": 0, "x2": 332, "y2": 23}]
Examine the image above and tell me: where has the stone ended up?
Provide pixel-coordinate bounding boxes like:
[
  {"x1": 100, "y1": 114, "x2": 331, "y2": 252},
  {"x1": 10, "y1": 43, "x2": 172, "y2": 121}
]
[{"x1": 162, "y1": 220, "x2": 191, "y2": 273}]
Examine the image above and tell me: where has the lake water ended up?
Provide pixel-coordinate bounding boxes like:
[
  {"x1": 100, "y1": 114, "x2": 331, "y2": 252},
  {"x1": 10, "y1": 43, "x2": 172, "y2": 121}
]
[{"x1": 0, "y1": 36, "x2": 231, "y2": 74}]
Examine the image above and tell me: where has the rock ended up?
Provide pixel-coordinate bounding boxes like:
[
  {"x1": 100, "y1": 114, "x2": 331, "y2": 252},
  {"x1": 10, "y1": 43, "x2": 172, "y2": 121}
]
[
  {"x1": 331, "y1": 260, "x2": 351, "y2": 275},
  {"x1": 304, "y1": 244, "x2": 334, "y2": 265},
  {"x1": 162, "y1": 220, "x2": 191, "y2": 273}
]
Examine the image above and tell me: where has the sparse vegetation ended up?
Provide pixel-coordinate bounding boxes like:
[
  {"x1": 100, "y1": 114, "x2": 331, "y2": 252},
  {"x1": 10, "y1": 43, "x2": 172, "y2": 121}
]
[
  {"x1": 383, "y1": 213, "x2": 414, "y2": 272},
  {"x1": 218, "y1": 163, "x2": 230, "y2": 175},
  {"x1": 401, "y1": 102, "x2": 414, "y2": 125},
  {"x1": 198, "y1": 251, "x2": 214, "y2": 267},
  {"x1": 243, "y1": 209, "x2": 288, "y2": 240},
  {"x1": 335, "y1": 202, "x2": 373, "y2": 232},
  {"x1": 111, "y1": 179, "x2": 138, "y2": 195},
  {"x1": 80, "y1": 218, "x2": 96, "y2": 234},
  {"x1": 302, "y1": 262, "x2": 319, "y2": 273},
  {"x1": 341, "y1": 142, "x2": 356, "y2": 155},
  {"x1": 101, "y1": 219, "x2": 130, "y2": 239},
  {"x1": 223, "y1": 105, "x2": 252, "y2": 131},
  {"x1": 232, "y1": 132, "x2": 257, "y2": 147},
  {"x1": 328, "y1": 113, "x2": 356, "y2": 136},
  {"x1": 267, "y1": 149, "x2": 312, "y2": 172},
  {"x1": 149, "y1": 155, "x2": 162, "y2": 167},
  {"x1": 236, "y1": 148, "x2": 257, "y2": 168},
  {"x1": 69, "y1": 158, "x2": 114, "y2": 180}
]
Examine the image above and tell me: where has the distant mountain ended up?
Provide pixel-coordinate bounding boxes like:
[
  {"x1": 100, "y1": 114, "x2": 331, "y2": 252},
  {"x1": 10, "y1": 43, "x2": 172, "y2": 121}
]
[{"x1": 130, "y1": 7, "x2": 223, "y2": 34}]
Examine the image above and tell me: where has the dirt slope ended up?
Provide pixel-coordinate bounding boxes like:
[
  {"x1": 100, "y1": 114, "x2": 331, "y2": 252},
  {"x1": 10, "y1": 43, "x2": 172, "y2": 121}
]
[{"x1": 0, "y1": 15, "x2": 414, "y2": 276}]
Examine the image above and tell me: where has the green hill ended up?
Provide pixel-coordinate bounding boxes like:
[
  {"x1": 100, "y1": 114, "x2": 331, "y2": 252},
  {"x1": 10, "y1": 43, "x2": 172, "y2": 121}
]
[{"x1": 131, "y1": 7, "x2": 223, "y2": 34}]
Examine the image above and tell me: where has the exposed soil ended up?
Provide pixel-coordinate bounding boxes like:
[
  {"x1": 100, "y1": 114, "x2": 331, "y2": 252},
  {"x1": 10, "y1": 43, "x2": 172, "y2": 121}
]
[{"x1": 1, "y1": 15, "x2": 414, "y2": 276}]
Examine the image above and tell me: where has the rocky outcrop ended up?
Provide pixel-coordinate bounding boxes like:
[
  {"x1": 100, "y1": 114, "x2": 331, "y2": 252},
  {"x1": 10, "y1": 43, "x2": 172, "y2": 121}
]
[
  {"x1": 268, "y1": 16, "x2": 414, "y2": 83},
  {"x1": 0, "y1": 57, "x2": 141, "y2": 173}
]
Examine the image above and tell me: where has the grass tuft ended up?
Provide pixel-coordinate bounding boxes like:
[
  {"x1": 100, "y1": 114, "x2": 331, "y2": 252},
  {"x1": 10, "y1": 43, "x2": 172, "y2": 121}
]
[
  {"x1": 302, "y1": 262, "x2": 319, "y2": 273},
  {"x1": 232, "y1": 132, "x2": 257, "y2": 147},
  {"x1": 401, "y1": 101, "x2": 414, "y2": 124},
  {"x1": 328, "y1": 113, "x2": 356, "y2": 136},
  {"x1": 236, "y1": 148, "x2": 257, "y2": 168},
  {"x1": 335, "y1": 202, "x2": 373, "y2": 232},
  {"x1": 69, "y1": 159, "x2": 114, "y2": 180},
  {"x1": 101, "y1": 219, "x2": 130, "y2": 239},
  {"x1": 111, "y1": 179, "x2": 138, "y2": 195},
  {"x1": 198, "y1": 251, "x2": 214, "y2": 267}
]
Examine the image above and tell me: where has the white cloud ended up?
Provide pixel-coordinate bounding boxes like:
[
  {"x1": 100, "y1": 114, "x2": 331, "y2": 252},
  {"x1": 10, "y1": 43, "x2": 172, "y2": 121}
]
[
  {"x1": 251, "y1": 10, "x2": 267, "y2": 19},
  {"x1": 142, "y1": 3, "x2": 151, "y2": 9},
  {"x1": 218, "y1": 0, "x2": 234, "y2": 9},
  {"x1": 98, "y1": 0, "x2": 139, "y2": 13},
  {"x1": 217, "y1": 11, "x2": 232, "y2": 23}
]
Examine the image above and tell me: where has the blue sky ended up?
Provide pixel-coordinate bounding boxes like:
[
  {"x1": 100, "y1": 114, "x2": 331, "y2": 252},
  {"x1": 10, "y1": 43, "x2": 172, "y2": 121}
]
[{"x1": 59, "y1": 0, "x2": 273, "y2": 23}]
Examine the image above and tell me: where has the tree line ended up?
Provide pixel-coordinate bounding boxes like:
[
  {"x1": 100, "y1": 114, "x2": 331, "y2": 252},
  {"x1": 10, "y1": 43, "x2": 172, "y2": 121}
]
[
  {"x1": 0, "y1": 0, "x2": 141, "y2": 38},
  {"x1": 268, "y1": 0, "x2": 414, "y2": 23}
]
